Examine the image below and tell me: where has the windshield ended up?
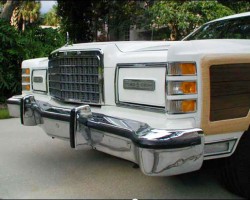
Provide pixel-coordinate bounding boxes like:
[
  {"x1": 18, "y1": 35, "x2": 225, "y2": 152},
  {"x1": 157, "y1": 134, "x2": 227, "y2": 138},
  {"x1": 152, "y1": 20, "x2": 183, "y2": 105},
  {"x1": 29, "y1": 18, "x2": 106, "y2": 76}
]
[{"x1": 184, "y1": 16, "x2": 250, "y2": 41}]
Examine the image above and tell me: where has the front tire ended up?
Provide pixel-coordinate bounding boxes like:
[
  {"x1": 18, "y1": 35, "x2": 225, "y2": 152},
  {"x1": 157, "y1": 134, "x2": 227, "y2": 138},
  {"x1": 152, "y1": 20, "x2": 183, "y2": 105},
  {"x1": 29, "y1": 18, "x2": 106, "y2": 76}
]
[{"x1": 220, "y1": 129, "x2": 250, "y2": 198}]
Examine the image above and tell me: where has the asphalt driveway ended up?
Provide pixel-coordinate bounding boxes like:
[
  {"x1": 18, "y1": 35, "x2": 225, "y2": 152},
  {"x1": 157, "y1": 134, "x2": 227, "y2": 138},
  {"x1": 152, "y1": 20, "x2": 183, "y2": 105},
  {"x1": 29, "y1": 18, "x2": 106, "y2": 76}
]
[{"x1": 0, "y1": 118, "x2": 242, "y2": 199}]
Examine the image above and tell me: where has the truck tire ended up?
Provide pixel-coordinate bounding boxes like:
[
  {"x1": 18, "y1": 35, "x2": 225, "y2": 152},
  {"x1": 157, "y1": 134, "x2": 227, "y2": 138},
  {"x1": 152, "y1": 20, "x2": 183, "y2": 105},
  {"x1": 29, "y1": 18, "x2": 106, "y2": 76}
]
[{"x1": 220, "y1": 129, "x2": 250, "y2": 198}]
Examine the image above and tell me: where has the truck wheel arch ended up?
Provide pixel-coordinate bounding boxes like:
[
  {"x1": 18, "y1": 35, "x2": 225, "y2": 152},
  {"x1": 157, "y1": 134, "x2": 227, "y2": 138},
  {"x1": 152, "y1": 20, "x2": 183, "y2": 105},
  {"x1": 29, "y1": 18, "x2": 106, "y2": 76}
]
[{"x1": 219, "y1": 127, "x2": 250, "y2": 198}]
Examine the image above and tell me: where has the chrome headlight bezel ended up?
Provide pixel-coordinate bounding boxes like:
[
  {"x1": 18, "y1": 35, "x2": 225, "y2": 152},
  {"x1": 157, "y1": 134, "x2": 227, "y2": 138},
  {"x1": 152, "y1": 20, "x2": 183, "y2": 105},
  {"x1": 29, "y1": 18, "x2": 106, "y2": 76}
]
[{"x1": 166, "y1": 62, "x2": 198, "y2": 114}]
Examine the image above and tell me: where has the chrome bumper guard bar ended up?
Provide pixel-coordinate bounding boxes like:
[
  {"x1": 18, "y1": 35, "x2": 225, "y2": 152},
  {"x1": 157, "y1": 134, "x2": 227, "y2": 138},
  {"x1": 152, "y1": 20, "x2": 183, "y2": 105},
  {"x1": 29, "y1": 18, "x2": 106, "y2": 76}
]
[{"x1": 8, "y1": 95, "x2": 204, "y2": 176}]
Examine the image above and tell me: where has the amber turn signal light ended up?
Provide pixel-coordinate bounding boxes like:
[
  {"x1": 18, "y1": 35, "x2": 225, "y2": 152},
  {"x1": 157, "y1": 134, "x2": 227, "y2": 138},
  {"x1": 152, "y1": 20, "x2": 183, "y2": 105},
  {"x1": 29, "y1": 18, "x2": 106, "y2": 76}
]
[
  {"x1": 22, "y1": 84, "x2": 30, "y2": 91},
  {"x1": 181, "y1": 82, "x2": 197, "y2": 94},
  {"x1": 168, "y1": 63, "x2": 196, "y2": 76},
  {"x1": 181, "y1": 100, "x2": 196, "y2": 112},
  {"x1": 168, "y1": 81, "x2": 197, "y2": 95},
  {"x1": 22, "y1": 77, "x2": 30, "y2": 83},
  {"x1": 22, "y1": 68, "x2": 30, "y2": 75},
  {"x1": 180, "y1": 63, "x2": 196, "y2": 75},
  {"x1": 167, "y1": 99, "x2": 197, "y2": 113}
]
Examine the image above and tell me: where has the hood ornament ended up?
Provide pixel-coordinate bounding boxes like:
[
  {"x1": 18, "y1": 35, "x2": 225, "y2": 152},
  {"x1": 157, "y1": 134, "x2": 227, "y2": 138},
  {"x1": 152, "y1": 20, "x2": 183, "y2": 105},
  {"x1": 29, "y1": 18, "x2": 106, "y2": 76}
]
[{"x1": 65, "y1": 32, "x2": 70, "y2": 46}]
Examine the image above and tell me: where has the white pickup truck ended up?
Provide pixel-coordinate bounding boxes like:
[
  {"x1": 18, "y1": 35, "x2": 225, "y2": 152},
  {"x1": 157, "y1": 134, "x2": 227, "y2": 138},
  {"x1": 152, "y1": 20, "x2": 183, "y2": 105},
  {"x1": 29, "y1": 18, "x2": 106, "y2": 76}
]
[{"x1": 7, "y1": 12, "x2": 250, "y2": 198}]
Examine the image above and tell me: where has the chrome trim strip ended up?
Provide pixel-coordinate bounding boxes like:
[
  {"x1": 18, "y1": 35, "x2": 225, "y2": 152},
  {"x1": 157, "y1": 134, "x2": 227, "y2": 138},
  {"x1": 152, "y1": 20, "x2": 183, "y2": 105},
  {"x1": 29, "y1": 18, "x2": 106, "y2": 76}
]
[
  {"x1": 31, "y1": 69, "x2": 48, "y2": 94},
  {"x1": 115, "y1": 63, "x2": 167, "y2": 112},
  {"x1": 115, "y1": 102, "x2": 166, "y2": 113}
]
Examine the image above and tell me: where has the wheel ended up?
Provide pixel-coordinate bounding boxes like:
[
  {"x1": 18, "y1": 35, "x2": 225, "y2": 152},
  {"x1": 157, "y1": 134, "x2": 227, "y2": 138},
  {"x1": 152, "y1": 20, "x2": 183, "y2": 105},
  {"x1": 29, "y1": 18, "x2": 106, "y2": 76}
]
[{"x1": 220, "y1": 128, "x2": 250, "y2": 198}]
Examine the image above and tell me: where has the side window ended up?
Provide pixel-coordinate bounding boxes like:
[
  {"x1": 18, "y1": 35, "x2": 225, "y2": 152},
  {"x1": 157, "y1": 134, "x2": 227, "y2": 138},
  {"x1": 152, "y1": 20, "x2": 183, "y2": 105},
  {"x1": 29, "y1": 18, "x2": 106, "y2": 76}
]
[
  {"x1": 197, "y1": 21, "x2": 230, "y2": 39},
  {"x1": 224, "y1": 18, "x2": 250, "y2": 39},
  {"x1": 184, "y1": 16, "x2": 250, "y2": 40},
  {"x1": 184, "y1": 20, "x2": 231, "y2": 40}
]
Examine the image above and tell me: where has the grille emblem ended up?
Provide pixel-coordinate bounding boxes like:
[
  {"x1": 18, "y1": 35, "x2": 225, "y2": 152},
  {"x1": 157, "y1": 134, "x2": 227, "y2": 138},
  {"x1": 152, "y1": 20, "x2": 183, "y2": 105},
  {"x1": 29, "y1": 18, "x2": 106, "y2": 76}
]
[{"x1": 123, "y1": 79, "x2": 155, "y2": 91}]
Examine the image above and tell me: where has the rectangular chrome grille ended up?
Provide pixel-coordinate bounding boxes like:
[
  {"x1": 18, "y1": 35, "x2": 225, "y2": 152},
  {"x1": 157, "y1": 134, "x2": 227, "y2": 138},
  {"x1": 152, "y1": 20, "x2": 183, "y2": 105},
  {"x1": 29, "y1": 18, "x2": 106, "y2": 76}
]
[{"x1": 48, "y1": 51, "x2": 103, "y2": 104}]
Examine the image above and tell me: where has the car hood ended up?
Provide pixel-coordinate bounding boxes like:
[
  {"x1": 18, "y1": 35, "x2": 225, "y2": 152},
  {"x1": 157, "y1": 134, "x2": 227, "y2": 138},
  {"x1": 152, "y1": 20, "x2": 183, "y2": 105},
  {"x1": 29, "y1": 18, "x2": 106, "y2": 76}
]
[{"x1": 51, "y1": 41, "x2": 179, "y2": 54}]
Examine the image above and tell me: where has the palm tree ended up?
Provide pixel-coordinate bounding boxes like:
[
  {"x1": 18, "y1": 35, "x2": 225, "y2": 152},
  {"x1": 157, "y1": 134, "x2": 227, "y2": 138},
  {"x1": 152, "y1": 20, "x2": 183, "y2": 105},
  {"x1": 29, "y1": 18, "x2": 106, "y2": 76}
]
[
  {"x1": 16, "y1": 0, "x2": 41, "y2": 31},
  {"x1": 0, "y1": 0, "x2": 20, "y2": 21},
  {"x1": 43, "y1": 5, "x2": 60, "y2": 27}
]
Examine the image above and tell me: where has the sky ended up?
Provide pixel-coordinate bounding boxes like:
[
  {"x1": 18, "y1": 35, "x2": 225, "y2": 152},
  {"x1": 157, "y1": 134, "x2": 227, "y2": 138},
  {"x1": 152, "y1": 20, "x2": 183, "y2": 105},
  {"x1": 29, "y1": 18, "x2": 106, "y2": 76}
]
[{"x1": 40, "y1": 1, "x2": 57, "y2": 14}]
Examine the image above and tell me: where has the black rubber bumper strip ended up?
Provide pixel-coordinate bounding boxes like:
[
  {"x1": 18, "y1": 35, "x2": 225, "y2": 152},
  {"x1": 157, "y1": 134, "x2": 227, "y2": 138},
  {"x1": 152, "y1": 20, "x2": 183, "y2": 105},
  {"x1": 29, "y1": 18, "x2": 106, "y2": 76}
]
[
  {"x1": 20, "y1": 98, "x2": 24, "y2": 125},
  {"x1": 69, "y1": 109, "x2": 76, "y2": 148},
  {"x1": 41, "y1": 111, "x2": 70, "y2": 122}
]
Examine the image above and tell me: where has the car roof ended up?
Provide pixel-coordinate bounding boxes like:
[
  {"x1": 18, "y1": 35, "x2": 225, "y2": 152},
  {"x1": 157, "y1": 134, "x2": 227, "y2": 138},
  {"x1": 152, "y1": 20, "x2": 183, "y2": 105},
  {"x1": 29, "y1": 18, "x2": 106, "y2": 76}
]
[{"x1": 208, "y1": 12, "x2": 250, "y2": 24}]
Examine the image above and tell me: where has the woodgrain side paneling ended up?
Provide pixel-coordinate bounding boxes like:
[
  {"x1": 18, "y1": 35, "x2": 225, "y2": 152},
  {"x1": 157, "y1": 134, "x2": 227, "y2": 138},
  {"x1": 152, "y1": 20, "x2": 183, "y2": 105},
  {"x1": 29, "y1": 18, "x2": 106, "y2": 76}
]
[
  {"x1": 201, "y1": 54, "x2": 250, "y2": 135},
  {"x1": 211, "y1": 94, "x2": 250, "y2": 110},
  {"x1": 210, "y1": 64, "x2": 250, "y2": 82},
  {"x1": 210, "y1": 64, "x2": 250, "y2": 121},
  {"x1": 210, "y1": 81, "x2": 250, "y2": 96},
  {"x1": 210, "y1": 106, "x2": 249, "y2": 121}
]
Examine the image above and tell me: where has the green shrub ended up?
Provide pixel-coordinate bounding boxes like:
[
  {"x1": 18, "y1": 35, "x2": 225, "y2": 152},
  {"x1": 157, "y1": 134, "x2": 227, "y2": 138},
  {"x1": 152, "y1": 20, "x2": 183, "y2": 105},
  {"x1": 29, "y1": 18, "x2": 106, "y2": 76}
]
[
  {"x1": 0, "y1": 108, "x2": 10, "y2": 119},
  {"x1": 20, "y1": 26, "x2": 66, "y2": 59},
  {"x1": 0, "y1": 19, "x2": 22, "y2": 102},
  {"x1": 0, "y1": 19, "x2": 65, "y2": 103}
]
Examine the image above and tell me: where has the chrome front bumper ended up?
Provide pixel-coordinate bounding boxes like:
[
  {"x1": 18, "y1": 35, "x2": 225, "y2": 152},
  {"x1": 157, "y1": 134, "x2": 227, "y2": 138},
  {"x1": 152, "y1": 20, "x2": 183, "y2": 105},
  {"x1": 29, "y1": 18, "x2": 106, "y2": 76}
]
[{"x1": 7, "y1": 95, "x2": 204, "y2": 176}]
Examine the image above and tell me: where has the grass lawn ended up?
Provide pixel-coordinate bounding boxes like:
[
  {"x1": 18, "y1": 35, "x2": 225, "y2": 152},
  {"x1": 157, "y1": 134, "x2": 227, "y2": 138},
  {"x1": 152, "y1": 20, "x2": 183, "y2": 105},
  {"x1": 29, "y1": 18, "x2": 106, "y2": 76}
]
[{"x1": 0, "y1": 105, "x2": 10, "y2": 119}]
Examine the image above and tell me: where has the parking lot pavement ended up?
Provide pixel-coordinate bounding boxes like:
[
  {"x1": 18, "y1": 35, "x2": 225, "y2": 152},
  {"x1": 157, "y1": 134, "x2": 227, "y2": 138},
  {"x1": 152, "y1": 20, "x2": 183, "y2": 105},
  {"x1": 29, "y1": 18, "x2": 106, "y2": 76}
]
[{"x1": 0, "y1": 118, "x2": 242, "y2": 199}]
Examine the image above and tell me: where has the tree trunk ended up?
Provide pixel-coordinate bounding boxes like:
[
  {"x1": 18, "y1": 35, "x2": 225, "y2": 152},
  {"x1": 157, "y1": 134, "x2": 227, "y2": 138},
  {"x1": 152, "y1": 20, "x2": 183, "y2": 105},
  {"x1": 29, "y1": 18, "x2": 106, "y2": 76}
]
[
  {"x1": 169, "y1": 23, "x2": 177, "y2": 41},
  {"x1": 0, "y1": 0, "x2": 20, "y2": 22},
  {"x1": 22, "y1": 20, "x2": 25, "y2": 32}
]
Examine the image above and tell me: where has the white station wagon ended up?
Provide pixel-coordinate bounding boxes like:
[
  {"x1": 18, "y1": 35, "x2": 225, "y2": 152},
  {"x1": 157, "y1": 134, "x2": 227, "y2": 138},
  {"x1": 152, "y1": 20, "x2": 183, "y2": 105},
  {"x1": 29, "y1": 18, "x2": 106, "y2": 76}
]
[{"x1": 8, "y1": 12, "x2": 250, "y2": 198}]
